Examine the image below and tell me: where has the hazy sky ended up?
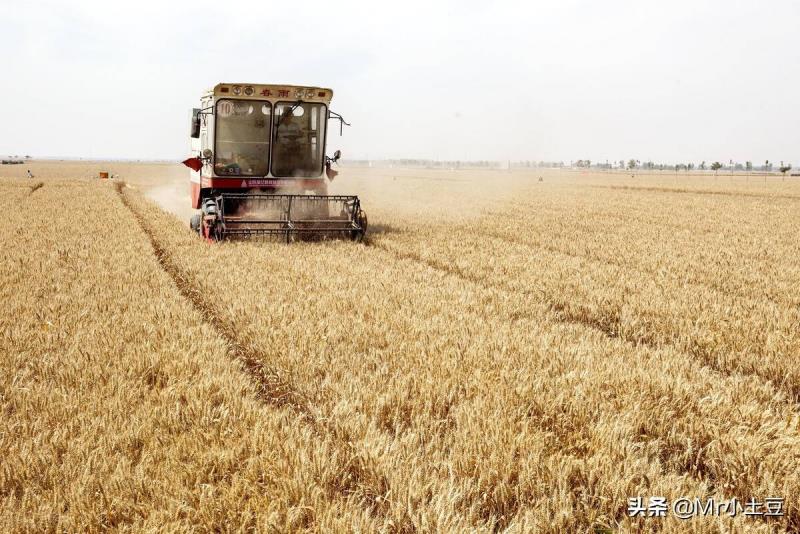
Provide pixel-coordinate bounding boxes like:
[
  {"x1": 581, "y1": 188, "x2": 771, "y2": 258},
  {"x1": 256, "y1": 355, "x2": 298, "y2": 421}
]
[{"x1": 2, "y1": 0, "x2": 798, "y2": 164}]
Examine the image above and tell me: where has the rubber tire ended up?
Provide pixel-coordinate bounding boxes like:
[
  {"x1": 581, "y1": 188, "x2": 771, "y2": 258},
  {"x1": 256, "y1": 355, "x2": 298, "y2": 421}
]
[
  {"x1": 190, "y1": 213, "x2": 202, "y2": 234},
  {"x1": 352, "y1": 210, "x2": 368, "y2": 242}
]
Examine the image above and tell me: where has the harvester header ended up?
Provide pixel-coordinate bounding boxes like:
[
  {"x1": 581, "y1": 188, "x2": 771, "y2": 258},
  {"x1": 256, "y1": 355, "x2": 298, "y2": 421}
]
[{"x1": 183, "y1": 81, "x2": 366, "y2": 242}]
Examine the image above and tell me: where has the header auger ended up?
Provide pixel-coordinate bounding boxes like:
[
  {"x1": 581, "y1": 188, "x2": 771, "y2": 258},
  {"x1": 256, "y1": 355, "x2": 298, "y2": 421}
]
[{"x1": 183, "y1": 83, "x2": 367, "y2": 242}]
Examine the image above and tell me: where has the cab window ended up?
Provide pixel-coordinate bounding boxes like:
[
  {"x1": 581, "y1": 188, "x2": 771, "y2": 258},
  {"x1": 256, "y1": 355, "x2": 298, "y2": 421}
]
[
  {"x1": 271, "y1": 102, "x2": 327, "y2": 177},
  {"x1": 214, "y1": 100, "x2": 271, "y2": 176}
]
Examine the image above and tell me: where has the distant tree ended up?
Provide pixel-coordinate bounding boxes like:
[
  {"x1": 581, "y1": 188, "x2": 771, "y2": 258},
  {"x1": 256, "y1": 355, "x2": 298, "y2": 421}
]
[
  {"x1": 780, "y1": 164, "x2": 792, "y2": 175},
  {"x1": 745, "y1": 161, "x2": 753, "y2": 171},
  {"x1": 627, "y1": 159, "x2": 637, "y2": 170},
  {"x1": 688, "y1": 163, "x2": 694, "y2": 171},
  {"x1": 619, "y1": 160, "x2": 625, "y2": 169},
  {"x1": 699, "y1": 161, "x2": 706, "y2": 170},
  {"x1": 765, "y1": 160, "x2": 772, "y2": 171},
  {"x1": 711, "y1": 161, "x2": 723, "y2": 173}
]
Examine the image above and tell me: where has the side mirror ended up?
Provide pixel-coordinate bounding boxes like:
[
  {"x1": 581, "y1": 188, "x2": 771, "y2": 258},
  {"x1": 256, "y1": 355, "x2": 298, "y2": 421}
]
[
  {"x1": 190, "y1": 108, "x2": 201, "y2": 138},
  {"x1": 333, "y1": 149, "x2": 341, "y2": 162}
]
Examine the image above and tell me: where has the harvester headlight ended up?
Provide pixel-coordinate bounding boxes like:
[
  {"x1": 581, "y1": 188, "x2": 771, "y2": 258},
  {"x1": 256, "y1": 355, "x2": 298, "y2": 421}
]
[
  {"x1": 295, "y1": 89, "x2": 304, "y2": 99},
  {"x1": 244, "y1": 86, "x2": 254, "y2": 96},
  {"x1": 305, "y1": 88, "x2": 316, "y2": 98},
  {"x1": 232, "y1": 85, "x2": 242, "y2": 95}
]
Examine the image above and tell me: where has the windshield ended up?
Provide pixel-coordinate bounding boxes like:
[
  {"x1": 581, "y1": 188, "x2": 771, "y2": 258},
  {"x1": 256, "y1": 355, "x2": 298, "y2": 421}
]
[
  {"x1": 214, "y1": 99, "x2": 271, "y2": 176},
  {"x1": 271, "y1": 102, "x2": 327, "y2": 177}
]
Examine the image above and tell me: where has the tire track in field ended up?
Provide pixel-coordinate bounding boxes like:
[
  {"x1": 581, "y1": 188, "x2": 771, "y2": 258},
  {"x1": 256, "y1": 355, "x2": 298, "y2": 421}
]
[
  {"x1": 114, "y1": 183, "x2": 399, "y2": 527},
  {"x1": 467, "y1": 228, "x2": 800, "y2": 401},
  {"x1": 368, "y1": 241, "x2": 800, "y2": 530},
  {"x1": 371, "y1": 238, "x2": 800, "y2": 402},
  {"x1": 371, "y1": 239, "x2": 800, "y2": 531},
  {"x1": 117, "y1": 188, "x2": 679, "y2": 531},
  {"x1": 117, "y1": 187, "x2": 794, "y2": 530},
  {"x1": 370, "y1": 240, "x2": 641, "y2": 342}
]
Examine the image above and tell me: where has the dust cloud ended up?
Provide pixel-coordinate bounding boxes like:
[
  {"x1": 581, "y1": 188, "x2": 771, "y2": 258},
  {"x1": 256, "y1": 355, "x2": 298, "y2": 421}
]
[{"x1": 143, "y1": 180, "x2": 194, "y2": 222}]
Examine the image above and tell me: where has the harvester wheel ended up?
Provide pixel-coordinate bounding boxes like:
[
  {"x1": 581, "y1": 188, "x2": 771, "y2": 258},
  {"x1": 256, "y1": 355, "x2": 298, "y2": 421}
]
[
  {"x1": 201, "y1": 218, "x2": 218, "y2": 242},
  {"x1": 190, "y1": 213, "x2": 202, "y2": 234},
  {"x1": 352, "y1": 209, "x2": 368, "y2": 242}
]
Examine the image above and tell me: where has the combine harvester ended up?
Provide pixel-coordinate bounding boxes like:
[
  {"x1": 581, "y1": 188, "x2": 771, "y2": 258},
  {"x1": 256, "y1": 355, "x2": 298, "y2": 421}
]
[{"x1": 183, "y1": 83, "x2": 367, "y2": 242}]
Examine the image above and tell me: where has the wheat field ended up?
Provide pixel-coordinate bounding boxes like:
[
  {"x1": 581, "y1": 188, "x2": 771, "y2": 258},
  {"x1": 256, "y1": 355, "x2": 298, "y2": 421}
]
[{"x1": 1, "y1": 162, "x2": 799, "y2": 532}]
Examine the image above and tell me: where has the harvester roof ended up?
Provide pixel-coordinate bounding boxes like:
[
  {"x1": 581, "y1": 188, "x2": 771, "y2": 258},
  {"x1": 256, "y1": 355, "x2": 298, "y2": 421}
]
[{"x1": 206, "y1": 83, "x2": 333, "y2": 103}]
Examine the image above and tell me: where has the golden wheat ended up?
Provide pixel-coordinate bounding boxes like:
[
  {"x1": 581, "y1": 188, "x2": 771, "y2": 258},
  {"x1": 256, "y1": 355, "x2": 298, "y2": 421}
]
[{"x1": 1, "y1": 164, "x2": 799, "y2": 532}]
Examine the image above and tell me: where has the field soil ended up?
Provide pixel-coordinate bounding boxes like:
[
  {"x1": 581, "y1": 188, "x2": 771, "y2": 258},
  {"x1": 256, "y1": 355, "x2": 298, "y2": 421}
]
[{"x1": 2, "y1": 161, "x2": 799, "y2": 532}]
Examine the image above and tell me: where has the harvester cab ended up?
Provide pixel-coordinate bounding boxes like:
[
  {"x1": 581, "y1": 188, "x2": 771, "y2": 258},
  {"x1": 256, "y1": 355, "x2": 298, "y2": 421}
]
[{"x1": 183, "y1": 83, "x2": 366, "y2": 242}]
